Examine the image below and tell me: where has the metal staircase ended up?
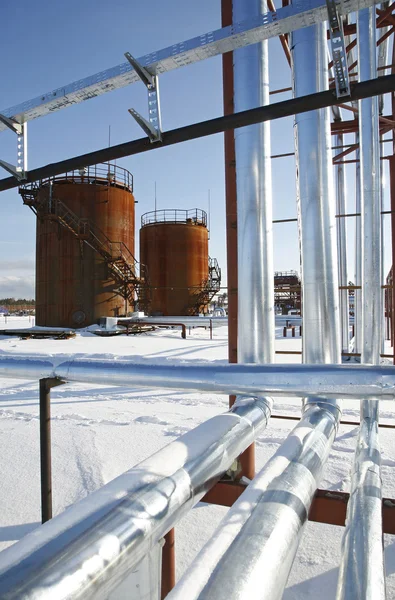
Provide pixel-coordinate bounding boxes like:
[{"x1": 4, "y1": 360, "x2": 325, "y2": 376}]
[
  {"x1": 20, "y1": 185, "x2": 151, "y2": 313},
  {"x1": 185, "y1": 257, "x2": 221, "y2": 315}
]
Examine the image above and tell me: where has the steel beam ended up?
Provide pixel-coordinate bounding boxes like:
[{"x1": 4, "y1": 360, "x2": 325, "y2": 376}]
[
  {"x1": 1, "y1": 74, "x2": 394, "y2": 194},
  {"x1": 202, "y1": 482, "x2": 395, "y2": 534},
  {"x1": 0, "y1": 0, "x2": 380, "y2": 133}
]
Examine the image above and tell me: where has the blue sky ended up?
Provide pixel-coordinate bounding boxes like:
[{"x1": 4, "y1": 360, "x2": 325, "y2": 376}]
[{"x1": 0, "y1": 0, "x2": 391, "y2": 298}]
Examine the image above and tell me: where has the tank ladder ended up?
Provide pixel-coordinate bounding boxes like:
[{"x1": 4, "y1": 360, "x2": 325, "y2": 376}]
[{"x1": 19, "y1": 185, "x2": 151, "y2": 314}]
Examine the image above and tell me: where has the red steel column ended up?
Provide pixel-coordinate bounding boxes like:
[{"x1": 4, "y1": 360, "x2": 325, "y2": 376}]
[
  {"x1": 161, "y1": 529, "x2": 175, "y2": 599},
  {"x1": 222, "y1": 0, "x2": 255, "y2": 479}
]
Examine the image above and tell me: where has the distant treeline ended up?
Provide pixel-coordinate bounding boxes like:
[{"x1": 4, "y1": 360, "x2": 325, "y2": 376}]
[{"x1": 0, "y1": 298, "x2": 35, "y2": 305}]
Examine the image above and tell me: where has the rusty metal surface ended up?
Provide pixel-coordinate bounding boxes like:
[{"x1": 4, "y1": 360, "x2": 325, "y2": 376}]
[
  {"x1": 140, "y1": 220, "x2": 209, "y2": 316},
  {"x1": 161, "y1": 529, "x2": 175, "y2": 599},
  {"x1": 202, "y1": 482, "x2": 395, "y2": 534},
  {"x1": 35, "y1": 179, "x2": 135, "y2": 327}
]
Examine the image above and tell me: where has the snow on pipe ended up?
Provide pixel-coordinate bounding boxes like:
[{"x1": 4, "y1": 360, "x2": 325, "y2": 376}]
[
  {"x1": 2, "y1": 355, "x2": 395, "y2": 398},
  {"x1": 336, "y1": 7, "x2": 386, "y2": 598},
  {"x1": 169, "y1": 21, "x2": 343, "y2": 600},
  {"x1": 167, "y1": 403, "x2": 339, "y2": 600},
  {"x1": 0, "y1": 395, "x2": 272, "y2": 599},
  {"x1": 335, "y1": 131, "x2": 349, "y2": 354}
]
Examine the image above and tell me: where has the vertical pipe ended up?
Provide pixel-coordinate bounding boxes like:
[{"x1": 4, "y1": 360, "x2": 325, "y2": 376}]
[
  {"x1": 381, "y1": 135, "x2": 386, "y2": 354},
  {"x1": 222, "y1": 0, "x2": 256, "y2": 478},
  {"x1": 355, "y1": 135, "x2": 362, "y2": 354},
  {"x1": 337, "y1": 8, "x2": 385, "y2": 599},
  {"x1": 390, "y1": 158, "x2": 395, "y2": 359},
  {"x1": 232, "y1": 0, "x2": 275, "y2": 479},
  {"x1": 39, "y1": 379, "x2": 52, "y2": 524},
  {"x1": 234, "y1": 0, "x2": 274, "y2": 369},
  {"x1": 293, "y1": 23, "x2": 341, "y2": 373},
  {"x1": 336, "y1": 132, "x2": 349, "y2": 354}
]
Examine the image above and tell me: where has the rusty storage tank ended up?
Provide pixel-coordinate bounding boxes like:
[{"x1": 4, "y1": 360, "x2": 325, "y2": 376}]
[
  {"x1": 140, "y1": 208, "x2": 218, "y2": 316},
  {"x1": 20, "y1": 164, "x2": 136, "y2": 328}
]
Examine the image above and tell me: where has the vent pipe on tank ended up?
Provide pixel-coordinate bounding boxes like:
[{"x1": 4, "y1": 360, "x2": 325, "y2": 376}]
[{"x1": 336, "y1": 7, "x2": 386, "y2": 598}]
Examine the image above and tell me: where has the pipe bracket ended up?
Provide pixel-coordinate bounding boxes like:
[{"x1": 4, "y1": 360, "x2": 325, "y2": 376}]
[
  {"x1": 0, "y1": 116, "x2": 27, "y2": 180},
  {"x1": 326, "y1": 0, "x2": 351, "y2": 98},
  {"x1": 125, "y1": 52, "x2": 162, "y2": 143}
]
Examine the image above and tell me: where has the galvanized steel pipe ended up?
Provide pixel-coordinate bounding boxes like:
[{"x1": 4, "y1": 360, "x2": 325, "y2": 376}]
[
  {"x1": 233, "y1": 0, "x2": 274, "y2": 366},
  {"x1": 0, "y1": 396, "x2": 272, "y2": 599},
  {"x1": 355, "y1": 134, "x2": 362, "y2": 354},
  {"x1": 168, "y1": 403, "x2": 339, "y2": 600},
  {"x1": 2, "y1": 355, "x2": 395, "y2": 399},
  {"x1": 337, "y1": 8, "x2": 386, "y2": 599},
  {"x1": 336, "y1": 132, "x2": 349, "y2": 354},
  {"x1": 292, "y1": 23, "x2": 341, "y2": 373}
]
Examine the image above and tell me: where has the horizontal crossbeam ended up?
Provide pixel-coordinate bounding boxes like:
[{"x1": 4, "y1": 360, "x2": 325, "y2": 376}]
[
  {"x1": 0, "y1": 73, "x2": 393, "y2": 193},
  {"x1": 0, "y1": 0, "x2": 380, "y2": 132}
]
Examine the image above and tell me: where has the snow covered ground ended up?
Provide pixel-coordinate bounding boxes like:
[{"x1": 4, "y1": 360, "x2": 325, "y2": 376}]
[{"x1": 0, "y1": 316, "x2": 394, "y2": 597}]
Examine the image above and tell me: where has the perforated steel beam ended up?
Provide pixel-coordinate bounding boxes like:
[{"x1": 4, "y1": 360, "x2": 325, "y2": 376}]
[{"x1": 0, "y1": 0, "x2": 379, "y2": 132}]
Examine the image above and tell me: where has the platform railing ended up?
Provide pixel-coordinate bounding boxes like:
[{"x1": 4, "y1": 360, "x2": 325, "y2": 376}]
[{"x1": 141, "y1": 208, "x2": 207, "y2": 227}]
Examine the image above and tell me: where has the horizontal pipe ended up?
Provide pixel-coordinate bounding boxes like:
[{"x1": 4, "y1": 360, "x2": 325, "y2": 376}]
[
  {"x1": 0, "y1": 395, "x2": 272, "y2": 599},
  {"x1": 168, "y1": 403, "x2": 339, "y2": 600},
  {"x1": 1, "y1": 355, "x2": 395, "y2": 399},
  {"x1": 0, "y1": 75, "x2": 395, "y2": 192},
  {"x1": 118, "y1": 316, "x2": 227, "y2": 328}
]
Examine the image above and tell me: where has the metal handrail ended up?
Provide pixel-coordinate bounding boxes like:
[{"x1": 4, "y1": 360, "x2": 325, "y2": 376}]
[
  {"x1": 141, "y1": 208, "x2": 207, "y2": 227},
  {"x1": 21, "y1": 163, "x2": 134, "y2": 193}
]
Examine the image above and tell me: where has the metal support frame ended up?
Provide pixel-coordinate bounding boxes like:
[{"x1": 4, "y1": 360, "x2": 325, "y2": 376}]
[
  {"x1": 125, "y1": 52, "x2": 162, "y2": 142},
  {"x1": 39, "y1": 377, "x2": 64, "y2": 523},
  {"x1": 0, "y1": 115, "x2": 27, "y2": 180},
  {"x1": 326, "y1": 0, "x2": 351, "y2": 96},
  {"x1": 1, "y1": 74, "x2": 394, "y2": 192},
  {"x1": 0, "y1": 0, "x2": 380, "y2": 134}
]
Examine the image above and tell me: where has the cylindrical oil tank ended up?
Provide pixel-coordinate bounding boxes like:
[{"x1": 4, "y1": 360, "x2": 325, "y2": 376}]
[
  {"x1": 140, "y1": 209, "x2": 209, "y2": 316},
  {"x1": 27, "y1": 164, "x2": 135, "y2": 328}
]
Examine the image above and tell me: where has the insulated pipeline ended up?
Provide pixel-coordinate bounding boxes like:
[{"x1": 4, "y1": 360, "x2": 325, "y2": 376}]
[
  {"x1": 0, "y1": 355, "x2": 395, "y2": 399},
  {"x1": 0, "y1": 396, "x2": 272, "y2": 599}
]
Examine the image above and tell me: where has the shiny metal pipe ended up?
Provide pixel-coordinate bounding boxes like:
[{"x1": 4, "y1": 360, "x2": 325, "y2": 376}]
[
  {"x1": 292, "y1": 23, "x2": 341, "y2": 372},
  {"x1": 378, "y1": 9, "x2": 389, "y2": 353},
  {"x1": 355, "y1": 134, "x2": 362, "y2": 354},
  {"x1": 233, "y1": 0, "x2": 274, "y2": 365},
  {"x1": 335, "y1": 132, "x2": 349, "y2": 353},
  {"x1": 337, "y1": 8, "x2": 385, "y2": 599},
  {"x1": 2, "y1": 355, "x2": 395, "y2": 399},
  {"x1": 0, "y1": 395, "x2": 272, "y2": 599},
  {"x1": 168, "y1": 403, "x2": 338, "y2": 600},
  {"x1": 118, "y1": 316, "x2": 227, "y2": 328}
]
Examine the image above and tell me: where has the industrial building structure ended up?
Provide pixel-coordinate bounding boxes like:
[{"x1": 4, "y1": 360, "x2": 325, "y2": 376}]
[
  {"x1": 0, "y1": 0, "x2": 394, "y2": 597},
  {"x1": 274, "y1": 270, "x2": 301, "y2": 312}
]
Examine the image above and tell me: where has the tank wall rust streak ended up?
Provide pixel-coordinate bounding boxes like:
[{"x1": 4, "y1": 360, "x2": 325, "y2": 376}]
[
  {"x1": 35, "y1": 179, "x2": 135, "y2": 328},
  {"x1": 140, "y1": 221, "x2": 209, "y2": 316}
]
